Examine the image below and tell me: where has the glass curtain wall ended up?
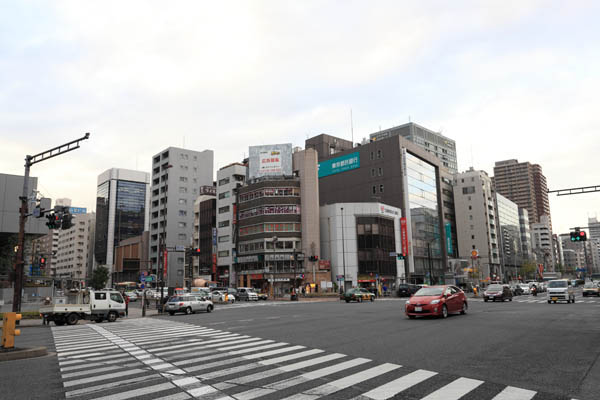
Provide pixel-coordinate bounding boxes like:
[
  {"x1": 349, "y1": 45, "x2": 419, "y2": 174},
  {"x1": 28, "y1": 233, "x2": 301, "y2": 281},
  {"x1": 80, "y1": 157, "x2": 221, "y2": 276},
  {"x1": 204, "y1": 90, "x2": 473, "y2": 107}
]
[
  {"x1": 94, "y1": 181, "x2": 110, "y2": 265},
  {"x1": 114, "y1": 181, "x2": 146, "y2": 247},
  {"x1": 406, "y1": 153, "x2": 442, "y2": 284}
]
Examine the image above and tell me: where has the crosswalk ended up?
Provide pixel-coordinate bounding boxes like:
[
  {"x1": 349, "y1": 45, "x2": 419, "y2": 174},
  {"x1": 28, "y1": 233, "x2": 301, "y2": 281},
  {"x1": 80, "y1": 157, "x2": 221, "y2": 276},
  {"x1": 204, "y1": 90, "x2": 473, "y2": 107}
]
[
  {"x1": 52, "y1": 319, "x2": 574, "y2": 400},
  {"x1": 471, "y1": 296, "x2": 600, "y2": 304}
]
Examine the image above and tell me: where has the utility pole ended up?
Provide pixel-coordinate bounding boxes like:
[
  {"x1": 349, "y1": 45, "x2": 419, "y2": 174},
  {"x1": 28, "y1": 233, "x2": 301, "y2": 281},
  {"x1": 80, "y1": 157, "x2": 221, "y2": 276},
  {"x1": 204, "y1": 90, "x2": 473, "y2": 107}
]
[{"x1": 12, "y1": 133, "x2": 90, "y2": 313}]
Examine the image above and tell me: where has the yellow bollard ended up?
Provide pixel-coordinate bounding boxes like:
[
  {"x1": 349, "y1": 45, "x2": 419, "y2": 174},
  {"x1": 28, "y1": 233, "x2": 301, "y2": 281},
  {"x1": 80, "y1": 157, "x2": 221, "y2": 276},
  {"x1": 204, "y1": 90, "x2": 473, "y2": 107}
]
[{"x1": 1, "y1": 312, "x2": 22, "y2": 349}]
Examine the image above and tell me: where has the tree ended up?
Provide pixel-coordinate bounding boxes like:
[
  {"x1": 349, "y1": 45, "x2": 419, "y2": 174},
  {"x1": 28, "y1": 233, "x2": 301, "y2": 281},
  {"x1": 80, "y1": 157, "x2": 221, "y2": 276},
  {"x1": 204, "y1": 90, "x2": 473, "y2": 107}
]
[
  {"x1": 520, "y1": 261, "x2": 537, "y2": 280},
  {"x1": 90, "y1": 266, "x2": 110, "y2": 290}
]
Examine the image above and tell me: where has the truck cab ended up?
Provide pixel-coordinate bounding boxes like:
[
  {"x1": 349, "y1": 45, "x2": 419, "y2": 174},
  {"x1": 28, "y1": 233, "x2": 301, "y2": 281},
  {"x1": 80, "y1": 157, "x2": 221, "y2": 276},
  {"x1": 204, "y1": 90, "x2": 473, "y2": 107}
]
[
  {"x1": 40, "y1": 289, "x2": 126, "y2": 326},
  {"x1": 547, "y1": 279, "x2": 575, "y2": 304}
]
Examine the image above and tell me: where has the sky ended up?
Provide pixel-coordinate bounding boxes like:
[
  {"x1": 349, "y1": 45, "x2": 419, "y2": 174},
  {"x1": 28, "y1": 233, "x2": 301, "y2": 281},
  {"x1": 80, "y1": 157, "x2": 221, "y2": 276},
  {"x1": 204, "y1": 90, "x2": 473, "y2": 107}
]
[{"x1": 1, "y1": 0, "x2": 599, "y2": 235}]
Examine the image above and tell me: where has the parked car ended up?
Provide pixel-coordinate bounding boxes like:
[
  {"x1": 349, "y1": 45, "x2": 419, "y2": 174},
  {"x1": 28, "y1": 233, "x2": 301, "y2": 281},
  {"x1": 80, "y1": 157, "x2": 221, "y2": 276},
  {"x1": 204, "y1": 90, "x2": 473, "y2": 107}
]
[
  {"x1": 211, "y1": 290, "x2": 235, "y2": 303},
  {"x1": 228, "y1": 288, "x2": 240, "y2": 301},
  {"x1": 237, "y1": 287, "x2": 259, "y2": 301},
  {"x1": 582, "y1": 282, "x2": 600, "y2": 297},
  {"x1": 124, "y1": 291, "x2": 138, "y2": 302},
  {"x1": 510, "y1": 285, "x2": 523, "y2": 296},
  {"x1": 255, "y1": 290, "x2": 268, "y2": 300},
  {"x1": 547, "y1": 279, "x2": 575, "y2": 304},
  {"x1": 166, "y1": 295, "x2": 214, "y2": 315},
  {"x1": 405, "y1": 285, "x2": 468, "y2": 319},
  {"x1": 483, "y1": 284, "x2": 513, "y2": 302},
  {"x1": 342, "y1": 288, "x2": 372, "y2": 303},
  {"x1": 397, "y1": 283, "x2": 419, "y2": 297},
  {"x1": 518, "y1": 284, "x2": 531, "y2": 295},
  {"x1": 359, "y1": 288, "x2": 376, "y2": 302}
]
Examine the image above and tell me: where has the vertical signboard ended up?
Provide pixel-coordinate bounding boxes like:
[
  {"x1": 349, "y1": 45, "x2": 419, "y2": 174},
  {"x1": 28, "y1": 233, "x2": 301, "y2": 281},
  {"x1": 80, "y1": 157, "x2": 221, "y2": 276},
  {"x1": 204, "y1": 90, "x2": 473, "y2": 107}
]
[
  {"x1": 248, "y1": 144, "x2": 293, "y2": 179},
  {"x1": 400, "y1": 217, "x2": 408, "y2": 256},
  {"x1": 445, "y1": 222, "x2": 453, "y2": 255},
  {"x1": 163, "y1": 250, "x2": 168, "y2": 279}
]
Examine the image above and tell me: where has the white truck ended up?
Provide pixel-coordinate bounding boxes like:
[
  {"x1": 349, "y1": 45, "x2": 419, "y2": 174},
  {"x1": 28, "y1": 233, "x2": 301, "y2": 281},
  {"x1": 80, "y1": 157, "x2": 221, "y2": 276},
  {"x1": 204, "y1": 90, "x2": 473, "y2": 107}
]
[{"x1": 40, "y1": 289, "x2": 126, "y2": 326}]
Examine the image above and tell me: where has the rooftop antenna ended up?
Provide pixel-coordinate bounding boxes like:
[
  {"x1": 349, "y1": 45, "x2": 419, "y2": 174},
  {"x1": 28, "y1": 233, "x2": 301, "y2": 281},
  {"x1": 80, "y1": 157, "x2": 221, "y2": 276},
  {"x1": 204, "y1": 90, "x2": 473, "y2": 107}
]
[{"x1": 350, "y1": 109, "x2": 354, "y2": 145}]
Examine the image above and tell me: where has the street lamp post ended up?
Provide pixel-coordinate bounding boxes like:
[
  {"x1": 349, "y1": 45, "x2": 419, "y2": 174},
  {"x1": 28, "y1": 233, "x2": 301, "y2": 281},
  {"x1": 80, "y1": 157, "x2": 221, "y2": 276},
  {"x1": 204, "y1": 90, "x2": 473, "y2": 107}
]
[
  {"x1": 159, "y1": 164, "x2": 172, "y2": 310},
  {"x1": 341, "y1": 207, "x2": 347, "y2": 293}
]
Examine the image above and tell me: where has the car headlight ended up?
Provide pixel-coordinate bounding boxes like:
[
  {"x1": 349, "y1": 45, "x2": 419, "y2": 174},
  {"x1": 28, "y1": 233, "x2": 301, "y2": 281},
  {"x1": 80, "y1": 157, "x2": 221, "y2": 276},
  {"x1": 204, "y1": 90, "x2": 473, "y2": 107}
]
[
  {"x1": 430, "y1": 299, "x2": 441, "y2": 304},
  {"x1": 405, "y1": 301, "x2": 410, "y2": 305}
]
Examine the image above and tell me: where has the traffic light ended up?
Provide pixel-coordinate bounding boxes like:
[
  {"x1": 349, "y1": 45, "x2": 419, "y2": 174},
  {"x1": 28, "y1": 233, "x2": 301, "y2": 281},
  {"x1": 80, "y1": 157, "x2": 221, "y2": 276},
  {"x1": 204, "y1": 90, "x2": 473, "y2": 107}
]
[
  {"x1": 40, "y1": 257, "x2": 46, "y2": 269},
  {"x1": 46, "y1": 213, "x2": 60, "y2": 229},
  {"x1": 309, "y1": 255, "x2": 319, "y2": 262},
  {"x1": 1, "y1": 312, "x2": 22, "y2": 349},
  {"x1": 61, "y1": 212, "x2": 73, "y2": 230},
  {"x1": 191, "y1": 248, "x2": 201, "y2": 256},
  {"x1": 571, "y1": 230, "x2": 587, "y2": 242}
]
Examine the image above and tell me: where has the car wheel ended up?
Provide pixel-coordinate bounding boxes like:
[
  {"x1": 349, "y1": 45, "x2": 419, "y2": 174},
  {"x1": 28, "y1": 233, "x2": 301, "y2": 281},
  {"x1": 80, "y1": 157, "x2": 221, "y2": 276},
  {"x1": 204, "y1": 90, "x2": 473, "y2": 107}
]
[
  {"x1": 95, "y1": 318, "x2": 103, "y2": 323},
  {"x1": 547, "y1": 300, "x2": 551, "y2": 304},
  {"x1": 509, "y1": 298, "x2": 512, "y2": 302},
  {"x1": 185, "y1": 307, "x2": 193, "y2": 315},
  {"x1": 207, "y1": 305, "x2": 213, "y2": 313},
  {"x1": 107, "y1": 311, "x2": 117, "y2": 323},
  {"x1": 460, "y1": 302, "x2": 468, "y2": 315},
  {"x1": 169, "y1": 312, "x2": 175, "y2": 316},
  {"x1": 370, "y1": 296, "x2": 374, "y2": 302},
  {"x1": 441, "y1": 305, "x2": 448, "y2": 318},
  {"x1": 484, "y1": 298, "x2": 488, "y2": 302},
  {"x1": 345, "y1": 299, "x2": 350, "y2": 303}
]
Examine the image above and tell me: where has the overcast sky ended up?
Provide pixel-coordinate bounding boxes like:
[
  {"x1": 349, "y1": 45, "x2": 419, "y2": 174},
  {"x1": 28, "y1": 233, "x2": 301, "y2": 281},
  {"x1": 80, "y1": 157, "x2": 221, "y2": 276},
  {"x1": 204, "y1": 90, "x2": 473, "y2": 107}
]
[{"x1": 1, "y1": 1, "x2": 598, "y2": 235}]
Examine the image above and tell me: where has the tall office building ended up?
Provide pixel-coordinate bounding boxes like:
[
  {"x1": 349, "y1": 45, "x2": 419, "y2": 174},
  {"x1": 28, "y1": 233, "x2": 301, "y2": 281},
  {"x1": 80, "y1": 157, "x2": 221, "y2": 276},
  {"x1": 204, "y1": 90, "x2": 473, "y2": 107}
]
[
  {"x1": 193, "y1": 185, "x2": 217, "y2": 282},
  {"x1": 370, "y1": 122, "x2": 458, "y2": 173},
  {"x1": 493, "y1": 159, "x2": 551, "y2": 226},
  {"x1": 531, "y1": 215, "x2": 554, "y2": 270},
  {"x1": 453, "y1": 168, "x2": 501, "y2": 281},
  {"x1": 149, "y1": 147, "x2": 213, "y2": 289},
  {"x1": 216, "y1": 162, "x2": 247, "y2": 287},
  {"x1": 94, "y1": 168, "x2": 150, "y2": 283},
  {"x1": 496, "y1": 193, "x2": 522, "y2": 279},
  {"x1": 307, "y1": 133, "x2": 449, "y2": 285}
]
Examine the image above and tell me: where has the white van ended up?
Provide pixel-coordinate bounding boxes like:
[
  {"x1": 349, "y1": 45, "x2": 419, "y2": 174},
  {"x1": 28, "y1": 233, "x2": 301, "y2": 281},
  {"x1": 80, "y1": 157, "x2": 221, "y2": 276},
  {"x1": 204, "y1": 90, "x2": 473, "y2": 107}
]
[{"x1": 547, "y1": 279, "x2": 575, "y2": 304}]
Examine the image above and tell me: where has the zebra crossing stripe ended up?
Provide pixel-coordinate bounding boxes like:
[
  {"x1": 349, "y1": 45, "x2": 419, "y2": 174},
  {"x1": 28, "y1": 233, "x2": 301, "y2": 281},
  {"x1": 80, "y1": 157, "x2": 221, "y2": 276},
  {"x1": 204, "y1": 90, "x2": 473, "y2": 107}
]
[
  {"x1": 491, "y1": 385, "x2": 537, "y2": 400},
  {"x1": 62, "y1": 363, "x2": 139, "y2": 379},
  {"x1": 63, "y1": 368, "x2": 147, "y2": 387},
  {"x1": 420, "y1": 377, "x2": 484, "y2": 400},
  {"x1": 170, "y1": 342, "x2": 289, "y2": 366},
  {"x1": 88, "y1": 382, "x2": 175, "y2": 400},
  {"x1": 64, "y1": 374, "x2": 163, "y2": 398},
  {"x1": 359, "y1": 369, "x2": 438, "y2": 399}
]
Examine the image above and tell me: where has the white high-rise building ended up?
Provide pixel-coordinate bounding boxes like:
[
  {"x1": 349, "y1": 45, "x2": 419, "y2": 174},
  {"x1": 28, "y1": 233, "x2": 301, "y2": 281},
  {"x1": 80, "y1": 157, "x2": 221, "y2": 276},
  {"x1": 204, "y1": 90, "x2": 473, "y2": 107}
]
[
  {"x1": 55, "y1": 212, "x2": 95, "y2": 286},
  {"x1": 531, "y1": 215, "x2": 554, "y2": 271},
  {"x1": 149, "y1": 147, "x2": 213, "y2": 288},
  {"x1": 453, "y1": 168, "x2": 501, "y2": 281}
]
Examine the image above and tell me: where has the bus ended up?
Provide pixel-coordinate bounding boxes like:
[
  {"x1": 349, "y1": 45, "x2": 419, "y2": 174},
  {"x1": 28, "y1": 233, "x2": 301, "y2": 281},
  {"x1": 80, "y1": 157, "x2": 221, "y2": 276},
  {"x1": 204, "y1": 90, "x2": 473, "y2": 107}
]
[{"x1": 115, "y1": 282, "x2": 138, "y2": 292}]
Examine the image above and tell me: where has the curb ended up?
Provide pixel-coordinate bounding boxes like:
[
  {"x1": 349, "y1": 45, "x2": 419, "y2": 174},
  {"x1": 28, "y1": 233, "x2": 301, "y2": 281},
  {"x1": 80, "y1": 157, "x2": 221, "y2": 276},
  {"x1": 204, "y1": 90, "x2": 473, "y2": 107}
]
[{"x1": 0, "y1": 346, "x2": 48, "y2": 362}]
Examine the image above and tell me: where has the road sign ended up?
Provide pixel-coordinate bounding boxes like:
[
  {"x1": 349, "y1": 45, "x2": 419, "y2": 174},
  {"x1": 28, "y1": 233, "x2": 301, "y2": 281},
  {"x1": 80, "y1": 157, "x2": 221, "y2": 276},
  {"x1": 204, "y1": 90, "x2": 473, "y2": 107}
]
[
  {"x1": 140, "y1": 284, "x2": 145, "y2": 289},
  {"x1": 471, "y1": 249, "x2": 479, "y2": 258},
  {"x1": 175, "y1": 245, "x2": 185, "y2": 251},
  {"x1": 336, "y1": 274, "x2": 344, "y2": 281},
  {"x1": 389, "y1": 252, "x2": 397, "y2": 257},
  {"x1": 145, "y1": 276, "x2": 154, "y2": 282}
]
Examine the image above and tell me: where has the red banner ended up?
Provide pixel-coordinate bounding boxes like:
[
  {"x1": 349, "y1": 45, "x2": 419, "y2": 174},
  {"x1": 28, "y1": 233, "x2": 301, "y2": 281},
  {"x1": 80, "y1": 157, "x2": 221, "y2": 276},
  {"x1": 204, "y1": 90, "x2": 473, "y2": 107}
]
[
  {"x1": 249, "y1": 274, "x2": 263, "y2": 279},
  {"x1": 163, "y1": 250, "x2": 168, "y2": 279},
  {"x1": 400, "y1": 217, "x2": 408, "y2": 256}
]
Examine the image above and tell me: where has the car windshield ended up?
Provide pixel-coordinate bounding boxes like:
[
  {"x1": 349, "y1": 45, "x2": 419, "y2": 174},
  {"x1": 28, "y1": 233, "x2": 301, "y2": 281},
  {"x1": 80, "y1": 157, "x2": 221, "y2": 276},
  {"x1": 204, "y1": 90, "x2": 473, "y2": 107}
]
[
  {"x1": 168, "y1": 296, "x2": 183, "y2": 302},
  {"x1": 415, "y1": 287, "x2": 444, "y2": 296},
  {"x1": 548, "y1": 281, "x2": 567, "y2": 288},
  {"x1": 487, "y1": 285, "x2": 503, "y2": 291}
]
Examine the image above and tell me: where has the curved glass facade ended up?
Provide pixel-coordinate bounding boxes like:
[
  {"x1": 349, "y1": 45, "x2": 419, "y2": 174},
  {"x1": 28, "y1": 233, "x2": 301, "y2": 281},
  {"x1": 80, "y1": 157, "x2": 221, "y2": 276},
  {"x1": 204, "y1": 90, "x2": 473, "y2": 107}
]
[{"x1": 406, "y1": 153, "x2": 442, "y2": 283}]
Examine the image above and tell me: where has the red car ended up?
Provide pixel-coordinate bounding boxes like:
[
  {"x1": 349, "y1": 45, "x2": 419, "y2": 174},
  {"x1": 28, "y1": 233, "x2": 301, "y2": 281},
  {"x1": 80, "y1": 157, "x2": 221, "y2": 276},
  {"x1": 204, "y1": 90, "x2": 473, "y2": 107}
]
[{"x1": 405, "y1": 285, "x2": 468, "y2": 319}]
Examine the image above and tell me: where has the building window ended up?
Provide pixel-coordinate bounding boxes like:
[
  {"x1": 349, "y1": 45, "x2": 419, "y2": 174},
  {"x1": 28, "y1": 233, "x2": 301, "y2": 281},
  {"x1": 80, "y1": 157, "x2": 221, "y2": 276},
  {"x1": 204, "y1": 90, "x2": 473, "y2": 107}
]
[
  {"x1": 468, "y1": 205, "x2": 472, "y2": 210},
  {"x1": 379, "y1": 184, "x2": 384, "y2": 193},
  {"x1": 218, "y1": 235, "x2": 229, "y2": 243},
  {"x1": 219, "y1": 178, "x2": 230, "y2": 186},
  {"x1": 219, "y1": 191, "x2": 230, "y2": 199},
  {"x1": 179, "y1": 176, "x2": 188, "y2": 182},
  {"x1": 178, "y1": 234, "x2": 186, "y2": 240},
  {"x1": 177, "y1": 257, "x2": 184, "y2": 264},
  {"x1": 378, "y1": 167, "x2": 383, "y2": 176},
  {"x1": 377, "y1": 149, "x2": 382, "y2": 159},
  {"x1": 372, "y1": 186, "x2": 376, "y2": 194},
  {"x1": 462, "y1": 187, "x2": 475, "y2": 195},
  {"x1": 469, "y1": 215, "x2": 473, "y2": 220},
  {"x1": 218, "y1": 206, "x2": 230, "y2": 214},
  {"x1": 179, "y1": 210, "x2": 187, "y2": 217},
  {"x1": 218, "y1": 220, "x2": 230, "y2": 228},
  {"x1": 179, "y1": 187, "x2": 187, "y2": 193},
  {"x1": 371, "y1": 168, "x2": 376, "y2": 177},
  {"x1": 178, "y1": 222, "x2": 187, "y2": 228},
  {"x1": 178, "y1": 199, "x2": 187, "y2": 205},
  {"x1": 218, "y1": 250, "x2": 229, "y2": 257},
  {"x1": 370, "y1": 152, "x2": 374, "y2": 160},
  {"x1": 471, "y1": 235, "x2": 475, "y2": 240}
]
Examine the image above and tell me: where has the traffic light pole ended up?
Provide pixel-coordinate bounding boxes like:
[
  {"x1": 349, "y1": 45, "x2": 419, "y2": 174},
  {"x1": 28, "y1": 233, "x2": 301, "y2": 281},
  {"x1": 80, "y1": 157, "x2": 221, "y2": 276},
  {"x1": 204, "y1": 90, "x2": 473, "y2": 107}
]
[{"x1": 12, "y1": 133, "x2": 90, "y2": 313}]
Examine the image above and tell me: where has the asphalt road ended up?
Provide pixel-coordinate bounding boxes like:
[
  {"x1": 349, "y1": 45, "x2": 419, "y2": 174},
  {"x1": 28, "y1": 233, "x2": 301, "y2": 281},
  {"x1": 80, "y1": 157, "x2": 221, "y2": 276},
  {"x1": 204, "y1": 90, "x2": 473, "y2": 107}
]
[{"x1": 3, "y1": 292, "x2": 600, "y2": 399}]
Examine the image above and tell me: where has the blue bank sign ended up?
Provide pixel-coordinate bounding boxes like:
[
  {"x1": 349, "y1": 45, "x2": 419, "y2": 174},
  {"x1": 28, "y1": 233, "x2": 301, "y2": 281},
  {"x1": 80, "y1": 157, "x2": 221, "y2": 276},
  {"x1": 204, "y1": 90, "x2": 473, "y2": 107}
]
[
  {"x1": 70, "y1": 207, "x2": 87, "y2": 214},
  {"x1": 318, "y1": 152, "x2": 360, "y2": 178}
]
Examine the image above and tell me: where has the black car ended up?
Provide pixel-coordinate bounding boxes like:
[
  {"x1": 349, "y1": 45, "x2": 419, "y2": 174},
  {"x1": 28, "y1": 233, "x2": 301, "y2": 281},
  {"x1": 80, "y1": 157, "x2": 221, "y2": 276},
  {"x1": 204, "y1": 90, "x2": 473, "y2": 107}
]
[
  {"x1": 483, "y1": 284, "x2": 513, "y2": 302},
  {"x1": 397, "y1": 284, "x2": 419, "y2": 297}
]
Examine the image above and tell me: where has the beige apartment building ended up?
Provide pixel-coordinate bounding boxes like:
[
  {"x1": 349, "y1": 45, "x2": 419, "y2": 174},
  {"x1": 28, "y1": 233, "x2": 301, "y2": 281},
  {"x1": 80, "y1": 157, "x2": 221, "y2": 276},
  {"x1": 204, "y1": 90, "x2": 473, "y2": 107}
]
[{"x1": 55, "y1": 212, "x2": 95, "y2": 286}]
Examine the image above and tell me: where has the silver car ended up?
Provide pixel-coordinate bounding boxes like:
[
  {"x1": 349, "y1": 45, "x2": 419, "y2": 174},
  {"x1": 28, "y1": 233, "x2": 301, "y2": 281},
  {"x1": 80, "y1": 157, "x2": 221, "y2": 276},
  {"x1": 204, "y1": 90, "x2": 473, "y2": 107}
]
[
  {"x1": 167, "y1": 295, "x2": 214, "y2": 315},
  {"x1": 211, "y1": 290, "x2": 235, "y2": 303}
]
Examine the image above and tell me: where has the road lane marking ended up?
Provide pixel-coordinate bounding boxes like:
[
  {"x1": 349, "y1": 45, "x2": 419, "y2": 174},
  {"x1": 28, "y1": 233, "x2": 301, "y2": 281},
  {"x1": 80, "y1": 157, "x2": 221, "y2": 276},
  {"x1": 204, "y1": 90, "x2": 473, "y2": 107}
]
[
  {"x1": 359, "y1": 369, "x2": 438, "y2": 399},
  {"x1": 491, "y1": 385, "x2": 537, "y2": 400},
  {"x1": 88, "y1": 382, "x2": 174, "y2": 400},
  {"x1": 420, "y1": 377, "x2": 484, "y2": 400}
]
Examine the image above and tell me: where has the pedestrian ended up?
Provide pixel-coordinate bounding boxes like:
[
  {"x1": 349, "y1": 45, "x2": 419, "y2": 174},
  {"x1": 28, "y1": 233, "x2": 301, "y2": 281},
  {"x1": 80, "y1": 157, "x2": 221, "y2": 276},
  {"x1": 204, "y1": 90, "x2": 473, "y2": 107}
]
[{"x1": 124, "y1": 294, "x2": 129, "y2": 316}]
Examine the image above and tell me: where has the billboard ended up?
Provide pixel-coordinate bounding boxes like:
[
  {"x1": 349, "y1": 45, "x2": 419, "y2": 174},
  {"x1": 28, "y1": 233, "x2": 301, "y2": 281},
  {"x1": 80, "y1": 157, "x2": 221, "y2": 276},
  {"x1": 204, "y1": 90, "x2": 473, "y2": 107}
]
[
  {"x1": 318, "y1": 152, "x2": 360, "y2": 178},
  {"x1": 248, "y1": 144, "x2": 293, "y2": 179}
]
